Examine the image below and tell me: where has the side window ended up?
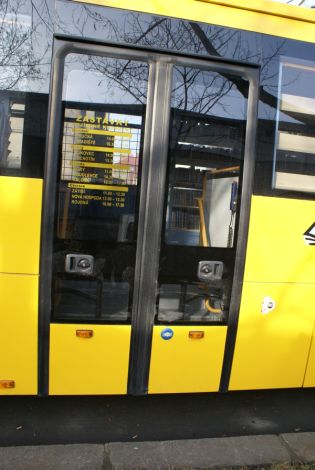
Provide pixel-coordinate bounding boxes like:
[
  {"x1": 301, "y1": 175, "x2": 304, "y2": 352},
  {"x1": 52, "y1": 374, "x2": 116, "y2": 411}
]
[
  {"x1": 273, "y1": 58, "x2": 315, "y2": 194},
  {"x1": 0, "y1": 0, "x2": 52, "y2": 179},
  {"x1": 0, "y1": 92, "x2": 48, "y2": 178},
  {"x1": 0, "y1": 94, "x2": 24, "y2": 172}
]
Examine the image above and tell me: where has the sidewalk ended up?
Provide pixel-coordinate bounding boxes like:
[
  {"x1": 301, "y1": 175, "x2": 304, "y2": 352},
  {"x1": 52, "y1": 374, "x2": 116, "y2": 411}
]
[{"x1": 0, "y1": 433, "x2": 314, "y2": 469}]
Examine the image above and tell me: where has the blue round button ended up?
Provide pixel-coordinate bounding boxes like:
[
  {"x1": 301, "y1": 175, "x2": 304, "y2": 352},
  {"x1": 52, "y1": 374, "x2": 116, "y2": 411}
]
[{"x1": 161, "y1": 328, "x2": 174, "y2": 340}]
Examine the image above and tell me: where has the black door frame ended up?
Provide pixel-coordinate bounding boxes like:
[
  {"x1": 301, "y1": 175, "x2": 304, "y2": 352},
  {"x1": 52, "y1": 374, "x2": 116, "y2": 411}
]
[{"x1": 39, "y1": 36, "x2": 259, "y2": 396}]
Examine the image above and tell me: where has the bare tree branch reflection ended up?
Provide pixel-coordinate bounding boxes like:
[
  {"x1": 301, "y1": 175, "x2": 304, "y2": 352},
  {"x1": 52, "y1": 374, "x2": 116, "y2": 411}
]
[
  {"x1": 0, "y1": 0, "x2": 52, "y2": 90},
  {"x1": 68, "y1": 8, "x2": 284, "y2": 116}
]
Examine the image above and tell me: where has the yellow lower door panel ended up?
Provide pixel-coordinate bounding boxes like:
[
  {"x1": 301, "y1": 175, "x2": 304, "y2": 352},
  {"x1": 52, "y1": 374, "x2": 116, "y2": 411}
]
[
  {"x1": 303, "y1": 325, "x2": 315, "y2": 387},
  {"x1": 49, "y1": 324, "x2": 131, "y2": 395},
  {"x1": 148, "y1": 326, "x2": 227, "y2": 394},
  {"x1": 0, "y1": 274, "x2": 38, "y2": 395},
  {"x1": 230, "y1": 283, "x2": 315, "y2": 390}
]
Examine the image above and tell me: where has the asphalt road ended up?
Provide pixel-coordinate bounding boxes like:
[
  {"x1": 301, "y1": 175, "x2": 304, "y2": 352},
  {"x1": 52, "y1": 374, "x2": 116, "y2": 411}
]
[{"x1": 0, "y1": 389, "x2": 314, "y2": 446}]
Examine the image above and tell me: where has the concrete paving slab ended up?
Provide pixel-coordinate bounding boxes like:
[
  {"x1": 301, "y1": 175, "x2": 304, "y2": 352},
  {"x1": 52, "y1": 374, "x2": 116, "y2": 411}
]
[
  {"x1": 0, "y1": 444, "x2": 104, "y2": 470},
  {"x1": 281, "y1": 432, "x2": 315, "y2": 462},
  {"x1": 108, "y1": 435, "x2": 291, "y2": 469}
]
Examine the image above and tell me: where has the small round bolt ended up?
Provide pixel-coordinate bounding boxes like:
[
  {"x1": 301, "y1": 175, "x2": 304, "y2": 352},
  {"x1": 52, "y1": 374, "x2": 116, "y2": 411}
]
[
  {"x1": 201, "y1": 265, "x2": 211, "y2": 274},
  {"x1": 78, "y1": 258, "x2": 91, "y2": 269}
]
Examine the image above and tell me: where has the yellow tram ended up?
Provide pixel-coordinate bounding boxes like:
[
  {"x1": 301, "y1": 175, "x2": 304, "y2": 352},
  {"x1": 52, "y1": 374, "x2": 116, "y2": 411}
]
[{"x1": 1, "y1": 0, "x2": 315, "y2": 395}]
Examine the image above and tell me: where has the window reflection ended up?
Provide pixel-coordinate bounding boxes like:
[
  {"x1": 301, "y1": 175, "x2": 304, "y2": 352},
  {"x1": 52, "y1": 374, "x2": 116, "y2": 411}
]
[
  {"x1": 165, "y1": 67, "x2": 247, "y2": 248},
  {"x1": 0, "y1": 0, "x2": 53, "y2": 177},
  {"x1": 274, "y1": 58, "x2": 315, "y2": 193},
  {"x1": 0, "y1": 91, "x2": 48, "y2": 177},
  {"x1": 0, "y1": 96, "x2": 24, "y2": 170},
  {"x1": 57, "y1": 54, "x2": 146, "y2": 243}
]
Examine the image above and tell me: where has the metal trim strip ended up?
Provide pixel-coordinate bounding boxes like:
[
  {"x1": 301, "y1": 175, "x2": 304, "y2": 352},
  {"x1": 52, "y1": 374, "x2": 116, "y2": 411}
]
[{"x1": 128, "y1": 60, "x2": 173, "y2": 395}]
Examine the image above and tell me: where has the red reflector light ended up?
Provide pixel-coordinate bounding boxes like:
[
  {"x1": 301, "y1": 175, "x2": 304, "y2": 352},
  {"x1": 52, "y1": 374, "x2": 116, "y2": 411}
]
[
  {"x1": 76, "y1": 329, "x2": 93, "y2": 339},
  {"x1": 0, "y1": 380, "x2": 15, "y2": 389},
  {"x1": 189, "y1": 331, "x2": 205, "y2": 339}
]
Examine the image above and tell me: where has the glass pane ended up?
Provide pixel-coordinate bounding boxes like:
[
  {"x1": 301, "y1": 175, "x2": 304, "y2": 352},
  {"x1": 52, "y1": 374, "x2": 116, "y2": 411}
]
[
  {"x1": 52, "y1": 53, "x2": 148, "y2": 322},
  {"x1": 0, "y1": 92, "x2": 47, "y2": 177},
  {"x1": 0, "y1": 0, "x2": 52, "y2": 178},
  {"x1": 157, "y1": 66, "x2": 248, "y2": 323},
  {"x1": 0, "y1": 96, "x2": 25, "y2": 171},
  {"x1": 273, "y1": 58, "x2": 315, "y2": 193}
]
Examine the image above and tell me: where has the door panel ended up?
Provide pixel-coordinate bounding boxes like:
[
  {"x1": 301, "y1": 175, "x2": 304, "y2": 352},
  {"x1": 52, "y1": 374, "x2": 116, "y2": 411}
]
[
  {"x1": 229, "y1": 282, "x2": 315, "y2": 390},
  {"x1": 42, "y1": 44, "x2": 151, "y2": 395},
  {"x1": 148, "y1": 326, "x2": 227, "y2": 393},
  {"x1": 49, "y1": 324, "x2": 131, "y2": 394},
  {"x1": 148, "y1": 65, "x2": 257, "y2": 393}
]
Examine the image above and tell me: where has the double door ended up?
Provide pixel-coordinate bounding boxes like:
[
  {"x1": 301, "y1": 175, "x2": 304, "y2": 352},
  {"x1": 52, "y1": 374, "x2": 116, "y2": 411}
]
[{"x1": 39, "y1": 38, "x2": 258, "y2": 395}]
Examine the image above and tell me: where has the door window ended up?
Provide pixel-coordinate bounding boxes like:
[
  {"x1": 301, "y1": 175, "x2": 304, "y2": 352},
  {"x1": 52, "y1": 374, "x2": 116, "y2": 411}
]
[
  {"x1": 52, "y1": 53, "x2": 149, "y2": 322},
  {"x1": 157, "y1": 66, "x2": 248, "y2": 323}
]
